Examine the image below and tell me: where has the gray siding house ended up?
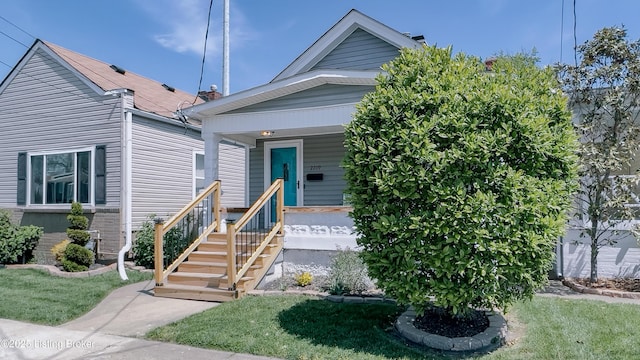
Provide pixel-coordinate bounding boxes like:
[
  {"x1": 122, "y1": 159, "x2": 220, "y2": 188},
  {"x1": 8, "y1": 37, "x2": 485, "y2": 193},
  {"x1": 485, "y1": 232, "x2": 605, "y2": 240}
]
[
  {"x1": 184, "y1": 9, "x2": 422, "y2": 258},
  {"x1": 0, "y1": 40, "x2": 245, "y2": 261},
  {"x1": 184, "y1": 9, "x2": 640, "y2": 280}
]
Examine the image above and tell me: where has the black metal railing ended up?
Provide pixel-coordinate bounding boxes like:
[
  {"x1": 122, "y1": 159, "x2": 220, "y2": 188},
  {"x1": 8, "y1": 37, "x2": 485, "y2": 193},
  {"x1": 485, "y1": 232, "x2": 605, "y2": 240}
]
[{"x1": 226, "y1": 179, "x2": 283, "y2": 289}]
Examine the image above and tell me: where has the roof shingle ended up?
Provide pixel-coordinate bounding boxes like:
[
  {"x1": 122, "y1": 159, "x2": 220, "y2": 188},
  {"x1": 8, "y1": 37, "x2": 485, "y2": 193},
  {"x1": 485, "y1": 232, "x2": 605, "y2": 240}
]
[{"x1": 44, "y1": 41, "x2": 203, "y2": 119}]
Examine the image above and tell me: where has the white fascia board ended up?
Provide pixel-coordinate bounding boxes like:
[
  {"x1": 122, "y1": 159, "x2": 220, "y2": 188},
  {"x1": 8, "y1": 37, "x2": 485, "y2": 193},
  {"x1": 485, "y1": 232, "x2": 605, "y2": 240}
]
[
  {"x1": 184, "y1": 69, "x2": 378, "y2": 120},
  {"x1": 203, "y1": 103, "x2": 357, "y2": 134}
]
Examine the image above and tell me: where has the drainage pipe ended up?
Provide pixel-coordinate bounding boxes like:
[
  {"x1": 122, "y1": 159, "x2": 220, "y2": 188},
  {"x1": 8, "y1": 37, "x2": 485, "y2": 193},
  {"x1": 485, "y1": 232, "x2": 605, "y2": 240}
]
[{"x1": 118, "y1": 107, "x2": 133, "y2": 280}]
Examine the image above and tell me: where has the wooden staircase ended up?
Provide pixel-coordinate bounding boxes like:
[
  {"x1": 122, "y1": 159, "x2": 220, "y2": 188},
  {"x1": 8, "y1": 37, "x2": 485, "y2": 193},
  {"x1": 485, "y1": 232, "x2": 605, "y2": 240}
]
[
  {"x1": 154, "y1": 232, "x2": 283, "y2": 302},
  {"x1": 153, "y1": 179, "x2": 285, "y2": 302}
]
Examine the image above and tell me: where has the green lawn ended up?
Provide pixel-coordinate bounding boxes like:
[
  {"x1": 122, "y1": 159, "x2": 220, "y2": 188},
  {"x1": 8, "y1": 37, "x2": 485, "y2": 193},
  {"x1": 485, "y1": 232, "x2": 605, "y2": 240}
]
[
  {"x1": 148, "y1": 294, "x2": 640, "y2": 360},
  {"x1": 0, "y1": 268, "x2": 152, "y2": 325}
]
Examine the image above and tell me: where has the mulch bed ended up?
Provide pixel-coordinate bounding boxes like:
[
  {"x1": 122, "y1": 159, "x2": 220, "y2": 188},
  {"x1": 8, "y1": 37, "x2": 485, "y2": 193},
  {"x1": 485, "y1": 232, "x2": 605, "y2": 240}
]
[
  {"x1": 573, "y1": 278, "x2": 640, "y2": 292},
  {"x1": 413, "y1": 307, "x2": 489, "y2": 338}
]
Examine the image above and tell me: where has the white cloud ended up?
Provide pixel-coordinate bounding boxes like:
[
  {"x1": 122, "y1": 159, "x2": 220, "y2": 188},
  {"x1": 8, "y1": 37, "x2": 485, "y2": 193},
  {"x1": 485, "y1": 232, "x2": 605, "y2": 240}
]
[{"x1": 135, "y1": 0, "x2": 253, "y2": 59}]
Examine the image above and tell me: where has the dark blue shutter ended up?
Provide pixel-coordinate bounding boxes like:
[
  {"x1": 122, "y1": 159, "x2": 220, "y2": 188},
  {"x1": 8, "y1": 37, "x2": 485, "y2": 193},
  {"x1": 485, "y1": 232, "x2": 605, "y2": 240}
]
[
  {"x1": 17, "y1": 152, "x2": 27, "y2": 205},
  {"x1": 95, "y1": 145, "x2": 106, "y2": 204}
]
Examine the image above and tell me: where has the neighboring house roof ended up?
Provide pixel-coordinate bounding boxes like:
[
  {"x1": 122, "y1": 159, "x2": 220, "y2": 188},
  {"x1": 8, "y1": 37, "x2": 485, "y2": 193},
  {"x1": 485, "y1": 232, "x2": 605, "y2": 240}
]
[
  {"x1": 1, "y1": 39, "x2": 203, "y2": 119},
  {"x1": 186, "y1": 9, "x2": 422, "y2": 121}
]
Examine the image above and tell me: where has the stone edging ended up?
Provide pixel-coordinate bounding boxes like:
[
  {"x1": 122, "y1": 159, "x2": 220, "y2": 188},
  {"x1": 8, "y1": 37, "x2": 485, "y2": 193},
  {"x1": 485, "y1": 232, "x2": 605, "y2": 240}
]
[
  {"x1": 4, "y1": 262, "x2": 152, "y2": 278},
  {"x1": 246, "y1": 289, "x2": 395, "y2": 304},
  {"x1": 395, "y1": 307, "x2": 507, "y2": 352},
  {"x1": 562, "y1": 278, "x2": 640, "y2": 299}
]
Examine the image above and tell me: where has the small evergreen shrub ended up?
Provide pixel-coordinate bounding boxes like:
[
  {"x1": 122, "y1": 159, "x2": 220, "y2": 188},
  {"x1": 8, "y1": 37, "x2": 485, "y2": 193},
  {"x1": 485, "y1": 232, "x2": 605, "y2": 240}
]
[
  {"x1": 62, "y1": 259, "x2": 88, "y2": 272},
  {"x1": 327, "y1": 247, "x2": 371, "y2": 295},
  {"x1": 0, "y1": 210, "x2": 43, "y2": 264},
  {"x1": 66, "y1": 202, "x2": 90, "y2": 246},
  {"x1": 51, "y1": 239, "x2": 71, "y2": 262},
  {"x1": 63, "y1": 243, "x2": 94, "y2": 269},
  {"x1": 294, "y1": 271, "x2": 313, "y2": 287}
]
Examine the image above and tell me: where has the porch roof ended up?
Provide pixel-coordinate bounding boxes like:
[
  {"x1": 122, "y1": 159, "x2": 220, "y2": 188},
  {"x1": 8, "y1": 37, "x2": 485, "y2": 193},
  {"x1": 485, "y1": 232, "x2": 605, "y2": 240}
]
[
  {"x1": 184, "y1": 69, "x2": 378, "y2": 119},
  {"x1": 185, "y1": 69, "x2": 378, "y2": 146}
]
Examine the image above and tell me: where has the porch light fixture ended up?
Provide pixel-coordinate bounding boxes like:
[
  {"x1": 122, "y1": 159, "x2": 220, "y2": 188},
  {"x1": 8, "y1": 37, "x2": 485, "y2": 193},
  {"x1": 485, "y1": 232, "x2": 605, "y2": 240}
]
[{"x1": 260, "y1": 130, "x2": 274, "y2": 136}]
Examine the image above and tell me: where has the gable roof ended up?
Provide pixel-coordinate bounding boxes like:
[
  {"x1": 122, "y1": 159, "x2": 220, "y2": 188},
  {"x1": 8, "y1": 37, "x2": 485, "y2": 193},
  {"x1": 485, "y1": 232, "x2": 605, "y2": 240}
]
[
  {"x1": 272, "y1": 9, "x2": 423, "y2": 82},
  {"x1": 2, "y1": 39, "x2": 202, "y2": 119},
  {"x1": 187, "y1": 9, "x2": 422, "y2": 119}
]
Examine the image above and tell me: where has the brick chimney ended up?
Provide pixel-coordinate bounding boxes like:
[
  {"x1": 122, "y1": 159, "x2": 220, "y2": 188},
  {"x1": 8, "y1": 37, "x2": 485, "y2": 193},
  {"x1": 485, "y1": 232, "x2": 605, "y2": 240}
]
[
  {"x1": 484, "y1": 57, "x2": 497, "y2": 71},
  {"x1": 198, "y1": 85, "x2": 223, "y2": 102}
]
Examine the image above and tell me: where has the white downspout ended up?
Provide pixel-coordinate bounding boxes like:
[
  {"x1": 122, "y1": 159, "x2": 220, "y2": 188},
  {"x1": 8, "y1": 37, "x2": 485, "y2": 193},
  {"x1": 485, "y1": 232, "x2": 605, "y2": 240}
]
[{"x1": 118, "y1": 107, "x2": 133, "y2": 280}]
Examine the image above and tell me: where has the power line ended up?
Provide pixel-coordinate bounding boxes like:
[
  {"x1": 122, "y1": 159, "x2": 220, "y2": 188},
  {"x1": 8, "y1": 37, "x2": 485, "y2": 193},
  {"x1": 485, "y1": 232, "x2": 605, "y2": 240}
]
[
  {"x1": 0, "y1": 59, "x2": 15, "y2": 69},
  {"x1": 573, "y1": 0, "x2": 578, "y2": 66},
  {"x1": 0, "y1": 29, "x2": 30, "y2": 48},
  {"x1": 194, "y1": 0, "x2": 214, "y2": 104},
  {"x1": 0, "y1": 15, "x2": 36, "y2": 40},
  {"x1": 560, "y1": 0, "x2": 564, "y2": 63}
]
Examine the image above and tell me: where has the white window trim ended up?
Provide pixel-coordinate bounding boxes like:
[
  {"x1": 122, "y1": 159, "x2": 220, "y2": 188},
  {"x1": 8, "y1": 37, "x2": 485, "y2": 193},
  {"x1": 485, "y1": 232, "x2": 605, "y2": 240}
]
[
  {"x1": 26, "y1": 146, "x2": 96, "y2": 207},
  {"x1": 193, "y1": 150, "x2": 205, "y2": 198}
]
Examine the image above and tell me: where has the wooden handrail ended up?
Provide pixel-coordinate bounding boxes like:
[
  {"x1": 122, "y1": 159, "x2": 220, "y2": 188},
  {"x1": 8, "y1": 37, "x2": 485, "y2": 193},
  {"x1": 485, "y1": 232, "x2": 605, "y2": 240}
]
[
  {"x1": 163, "y1": 181, "x2": 221, "y2": 231},
  {"x1": 226, "y1": 178, "x2": 284, "y2": 289},
  {"x1": 154, "y1": 180, "x2": 221, "y2": 286},
  {"x1": 234, "y1": 179, "x2": 283, "y2": 230}
]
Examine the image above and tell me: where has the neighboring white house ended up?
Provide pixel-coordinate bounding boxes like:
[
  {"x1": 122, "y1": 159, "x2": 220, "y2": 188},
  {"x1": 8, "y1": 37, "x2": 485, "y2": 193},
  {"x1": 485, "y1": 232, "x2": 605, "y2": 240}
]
[{"x1": 0, "y1": 39, "x2": 245, "y2": 261}]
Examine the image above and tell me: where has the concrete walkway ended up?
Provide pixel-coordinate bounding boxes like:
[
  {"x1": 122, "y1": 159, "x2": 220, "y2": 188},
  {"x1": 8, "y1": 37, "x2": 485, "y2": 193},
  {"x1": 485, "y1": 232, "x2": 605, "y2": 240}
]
[
  {"x1": 538, "y1": 280, "x2": 640, "y2": 305},
  {"x1": 0, "y1": 279, "x2": 282, "y2": 360}
]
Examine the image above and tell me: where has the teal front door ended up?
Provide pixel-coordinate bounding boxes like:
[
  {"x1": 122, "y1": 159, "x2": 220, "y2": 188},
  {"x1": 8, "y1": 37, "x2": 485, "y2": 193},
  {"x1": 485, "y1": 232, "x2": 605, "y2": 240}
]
[{"x1": 270, "y1": 147, "x2": 297, "y2": 220}]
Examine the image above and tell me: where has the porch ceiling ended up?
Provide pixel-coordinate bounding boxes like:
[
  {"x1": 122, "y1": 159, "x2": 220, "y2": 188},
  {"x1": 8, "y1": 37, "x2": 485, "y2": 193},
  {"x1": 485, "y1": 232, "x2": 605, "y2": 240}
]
[{"x1": 223, "y1": 125, "x2": 345, "y2": 145}]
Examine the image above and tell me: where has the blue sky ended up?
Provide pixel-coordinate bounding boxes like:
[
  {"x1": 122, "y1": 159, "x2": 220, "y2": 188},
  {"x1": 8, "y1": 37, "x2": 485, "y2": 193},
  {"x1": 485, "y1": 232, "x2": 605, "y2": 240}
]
[{"x1": 1, "y1": 0, "x2": 639, "y2": 96}]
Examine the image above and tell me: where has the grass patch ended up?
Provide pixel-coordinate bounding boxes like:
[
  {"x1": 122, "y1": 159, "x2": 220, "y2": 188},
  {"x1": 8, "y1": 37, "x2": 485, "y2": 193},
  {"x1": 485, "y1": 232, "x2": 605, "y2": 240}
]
[
  {"x1": 485, "y1": 296, "x2": 640, "y2": 360},
  {"x1": 148, "y1": 295, "x2": 435, "y2": 359},
  {"x1": 0, "y1": 268, "x2": 152, "y2": 325},
  {"x1": 148, "y1": 295, "x2": 640, "y2": 360}
]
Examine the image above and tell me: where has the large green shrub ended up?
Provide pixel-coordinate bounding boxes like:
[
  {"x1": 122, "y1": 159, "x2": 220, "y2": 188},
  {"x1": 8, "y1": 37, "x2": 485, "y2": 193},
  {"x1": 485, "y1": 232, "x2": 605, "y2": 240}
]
[
  {"x1": 131, "y1": 217, "x2": 156, "y2": 269},
  {"x1": 131, "y1": 215, "x2": 190, "y2": 269},
  {"x1": 0, "y1": 210, "x2": 43, "y2": 264},
  {"x1": 343, "y1": 46, "x2": 579, "y2": 316}
]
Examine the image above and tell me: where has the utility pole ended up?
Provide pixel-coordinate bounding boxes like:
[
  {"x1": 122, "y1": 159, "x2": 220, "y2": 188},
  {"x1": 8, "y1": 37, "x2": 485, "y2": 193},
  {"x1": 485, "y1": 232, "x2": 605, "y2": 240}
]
[{"x1": 223, "y1": 0, "x2": 230, "y2": 96}]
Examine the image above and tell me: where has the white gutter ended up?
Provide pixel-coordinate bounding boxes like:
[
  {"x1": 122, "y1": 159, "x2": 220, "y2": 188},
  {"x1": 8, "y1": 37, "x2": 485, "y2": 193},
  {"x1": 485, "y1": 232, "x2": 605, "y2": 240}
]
[{"x1": 117, "y1": 96, "x2": 133, "y2": 280}]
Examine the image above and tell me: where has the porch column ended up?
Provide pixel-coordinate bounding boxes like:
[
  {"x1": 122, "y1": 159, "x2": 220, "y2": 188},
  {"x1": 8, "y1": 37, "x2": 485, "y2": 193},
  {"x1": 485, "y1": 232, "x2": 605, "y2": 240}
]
[{"x1": 205, "y1": 133, "x2": 222, "y2": 183}]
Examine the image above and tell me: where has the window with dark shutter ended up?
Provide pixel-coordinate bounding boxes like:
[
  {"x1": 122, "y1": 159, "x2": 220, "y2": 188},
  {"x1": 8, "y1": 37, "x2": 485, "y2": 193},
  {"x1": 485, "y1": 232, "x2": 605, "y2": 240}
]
[
  {"x1": 17, "y1": 152, "x2": 26, "y2": 205},
  {"x1": 95, "y1": 145, "x2": 106, "y2": 204}
]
